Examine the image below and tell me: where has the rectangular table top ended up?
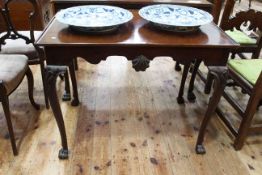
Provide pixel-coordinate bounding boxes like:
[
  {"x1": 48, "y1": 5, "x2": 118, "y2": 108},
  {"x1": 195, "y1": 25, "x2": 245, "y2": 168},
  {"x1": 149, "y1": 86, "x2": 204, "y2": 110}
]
[{"x1": 36, "y1": 11, "x2": 236, "y2": 49}]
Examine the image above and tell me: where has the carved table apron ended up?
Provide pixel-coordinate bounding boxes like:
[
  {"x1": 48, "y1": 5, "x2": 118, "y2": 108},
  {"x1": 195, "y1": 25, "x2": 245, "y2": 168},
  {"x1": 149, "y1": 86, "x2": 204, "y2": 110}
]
[{"x1": 36, "y1": 11, "x2": 238, "y2": 159}]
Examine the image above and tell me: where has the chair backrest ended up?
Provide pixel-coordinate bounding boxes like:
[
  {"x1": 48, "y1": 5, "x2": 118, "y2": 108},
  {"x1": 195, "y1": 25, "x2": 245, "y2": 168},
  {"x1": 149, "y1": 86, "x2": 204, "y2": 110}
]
[
  {"x1": 220, "y1": 0, "x2": 262, "y2": 58},
  {"x1": 220, "y1": 0, "x2": 236, "y2": 29},
  {"x1": 0, "y1": 0, "x2": 39, "y2": 49},
  {"x1": 210, "y1": 0, "x2": 223, "y2": 24},
  {"x1": 0, "y1": 0, "x2": 42, "y2": 31},
  {"x1": 221, "y1": 7, "x2": 262, "y2": 32}
]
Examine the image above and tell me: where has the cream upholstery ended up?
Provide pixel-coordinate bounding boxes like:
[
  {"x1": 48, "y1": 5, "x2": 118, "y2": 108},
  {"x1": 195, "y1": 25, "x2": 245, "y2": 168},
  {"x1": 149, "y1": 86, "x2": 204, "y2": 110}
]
[
  {"x1": 0, "y1": 54, "x2": 28, "y2": 94},
  {"x1": 0, "y1": 31, "x2": 42, "y2": 59}
]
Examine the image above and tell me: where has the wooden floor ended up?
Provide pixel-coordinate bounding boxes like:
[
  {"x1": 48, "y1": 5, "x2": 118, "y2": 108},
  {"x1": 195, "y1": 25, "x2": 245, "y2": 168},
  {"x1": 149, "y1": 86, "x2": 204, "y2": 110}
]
[
  {"x1": 1, "y1": 0, "x2": 262, "y2": 174},
  {"x1": 0, "y1": 56, "x2": 262, "y2": 175}
]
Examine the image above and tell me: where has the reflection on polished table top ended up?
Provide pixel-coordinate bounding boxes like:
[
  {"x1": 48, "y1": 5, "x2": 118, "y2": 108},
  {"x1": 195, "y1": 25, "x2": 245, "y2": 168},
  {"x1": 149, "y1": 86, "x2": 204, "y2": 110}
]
[
  {"x1": 51, "y1": 0, "x2": 213, "y2": 12},
  {"x1": 36, "y1": 10, "x2": 238, "y2": 159},
  {"x1": 37, "y1": 10, "x2": 237, "y2": 66}
]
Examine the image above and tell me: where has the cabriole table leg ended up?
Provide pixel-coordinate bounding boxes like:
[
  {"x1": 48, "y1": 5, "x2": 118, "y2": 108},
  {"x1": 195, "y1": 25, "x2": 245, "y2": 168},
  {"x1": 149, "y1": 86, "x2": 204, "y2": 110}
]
[{"x1": 45, "y1": 65, "x2": 69, "y2": 159}]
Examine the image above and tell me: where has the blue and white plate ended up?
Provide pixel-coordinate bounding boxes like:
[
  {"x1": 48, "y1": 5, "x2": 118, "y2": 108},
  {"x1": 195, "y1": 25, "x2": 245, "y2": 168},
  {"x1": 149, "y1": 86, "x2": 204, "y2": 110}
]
[
  {"x1": 56, "y1": 5, "x2": 133, "y2": 33},
  {"x1": 139, "y1": 4, "x2": 213, "y2": 32}
]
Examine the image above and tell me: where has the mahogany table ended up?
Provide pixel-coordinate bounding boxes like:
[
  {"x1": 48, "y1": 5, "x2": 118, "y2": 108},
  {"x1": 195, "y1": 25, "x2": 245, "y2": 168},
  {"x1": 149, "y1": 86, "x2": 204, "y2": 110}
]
[{"x1": 36, "y1": 10, "x2": 238, "y2": 159}]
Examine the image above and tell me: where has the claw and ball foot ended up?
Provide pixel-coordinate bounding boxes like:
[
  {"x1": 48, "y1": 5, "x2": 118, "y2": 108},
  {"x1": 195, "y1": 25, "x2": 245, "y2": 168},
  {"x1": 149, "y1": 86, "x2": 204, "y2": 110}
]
[
  {"x1": 177, "y1": 96, "x2": 185, "y2": 104},
  {"x1": 195, "y1": 144, "x2": 206, "y2": 154},
  {"x1": 71, "y1": 98, "x2": 80, "y2": 106},
  {"x1": 58, "y1": 148, "x2": 69, "y2": 159},
  {"x1": 62, "y1": 92, "x2": 71, "y2": 101},
  {"x1": 187, "y1": 91, "x2": 196, "y2": 102}
]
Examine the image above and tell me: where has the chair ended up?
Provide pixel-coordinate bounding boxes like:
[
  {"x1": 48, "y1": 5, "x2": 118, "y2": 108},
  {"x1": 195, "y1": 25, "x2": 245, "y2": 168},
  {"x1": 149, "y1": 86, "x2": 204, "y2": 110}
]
[
  {"x1": 0, "y1": 54, "x2": 39, "y2": 155},
  {"x1": 180, "y1": 0, "x2": 262, "y2": 104},
  {"x1": 204, "y1": 0, "x2": 262, "y2": 92},
  {"x1": 195, "y1": 59, "x2": 262, "y2": 154},
  {"x1": 0, "y1": 0, "x2": 49, "y2": 108}
]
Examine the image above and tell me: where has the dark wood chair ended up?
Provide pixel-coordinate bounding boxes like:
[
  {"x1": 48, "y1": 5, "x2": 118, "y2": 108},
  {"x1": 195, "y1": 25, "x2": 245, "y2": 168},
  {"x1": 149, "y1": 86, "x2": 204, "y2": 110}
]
[
  {"x1": 0, "y1": 0, "x2": 75, "y2": 108},
  {"x1": 0, "y1": 54, "x2": 40, "y2": 155},
  {"x1": 204, "y1": 0, "x2": 262, "y2": 93},
  {"x1": 195, "y1": 59, "x2": 262, "y2": 154},
  {"x1": 0, "y1": 0, "x2": 49, "y2": 108},
  {"x1": 182, "y1": 0, "x2": 262, "y2": 104}
]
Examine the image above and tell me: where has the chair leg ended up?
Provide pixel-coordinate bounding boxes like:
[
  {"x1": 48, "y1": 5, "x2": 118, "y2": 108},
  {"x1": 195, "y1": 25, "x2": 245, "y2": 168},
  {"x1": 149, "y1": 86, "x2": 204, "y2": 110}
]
[
  {"x1": 59, "y1": 74, "x2": 64, "y2": 81},
  {"x1": 62, "y1": 70, "x2": 71, "y2": 101},
  {"x1": 233, "y1": 96, "x2": 261, "y2": 150},
  {"x1": 40, "y1": 61, "x2": 49, "y2": 109},
  {"x1": 204, "y1": 72, "x2": 214, "y2": 94},
  {"x1": 175, "y1": 62, "x2": 182, "y2": 71},
  {"x1": 73, "y1": 58, "x2": 78, "y2": 71},
  {"x1": 231, "y1": 53, "x2": 236, "y2": 59},
  {"x1": 1, "y1": 93, "x2": 18, "y2": 155},
  {"x1": 234, "y1": 121, "x2": 252, "y2": 150},
  {"x1": 177, "y1": 63, "x2": 190, "y2": 104},
  {"x1": 25, "y1": 68, "x2": 40, "y2": 110},
  {"x1": 258, "y1": 100, "x2": 262, "y2": 109},
  {"x1": 69, "y1": 62, "x2": 79, "y2": 106},
  {"x1": 187, "y1": 60, "x2": 201, "y2": 102},
  {"x1": 196, "y1": 67, "x2": 228, "y2": 154}
]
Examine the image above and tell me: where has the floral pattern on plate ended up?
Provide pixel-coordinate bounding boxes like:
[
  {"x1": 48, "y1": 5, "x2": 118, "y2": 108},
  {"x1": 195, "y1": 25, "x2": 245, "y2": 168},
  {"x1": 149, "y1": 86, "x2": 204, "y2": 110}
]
[
  {"x1": 56, "y1": 5, "x2": 133, "y2": 32},
  {"x1": 139, "y1": 4, "x2": 213, "y2": 32}
]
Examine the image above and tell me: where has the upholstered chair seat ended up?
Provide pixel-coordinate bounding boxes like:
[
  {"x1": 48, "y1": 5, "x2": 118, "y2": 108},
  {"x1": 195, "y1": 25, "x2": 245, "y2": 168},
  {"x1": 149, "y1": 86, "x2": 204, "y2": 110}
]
[
  {"x1": 0, "y1": 54, "x2": 28, "y2": 94},
  {"x1": 225, "y1": 29, "x2": 257, "y2": 45},
  {"x1": 227, "y1": 59, "x2": 262, "y2": 85}
]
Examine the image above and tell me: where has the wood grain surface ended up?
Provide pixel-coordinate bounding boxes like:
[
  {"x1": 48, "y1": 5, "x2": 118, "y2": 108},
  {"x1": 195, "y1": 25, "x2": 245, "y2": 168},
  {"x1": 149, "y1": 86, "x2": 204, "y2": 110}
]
[{"x1": 0, "y1": 57, "x2": 261, "y2": 175}]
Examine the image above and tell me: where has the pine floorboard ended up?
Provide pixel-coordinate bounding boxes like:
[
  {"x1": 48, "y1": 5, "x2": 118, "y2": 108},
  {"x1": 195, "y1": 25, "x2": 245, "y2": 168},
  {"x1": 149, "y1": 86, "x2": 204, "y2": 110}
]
[
  {"x1": 0, "y1": 56, "x2": 261, "y2": 175},
  {"x1": 1, "y1": 1, "x2": 262, "y2": 174}
]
